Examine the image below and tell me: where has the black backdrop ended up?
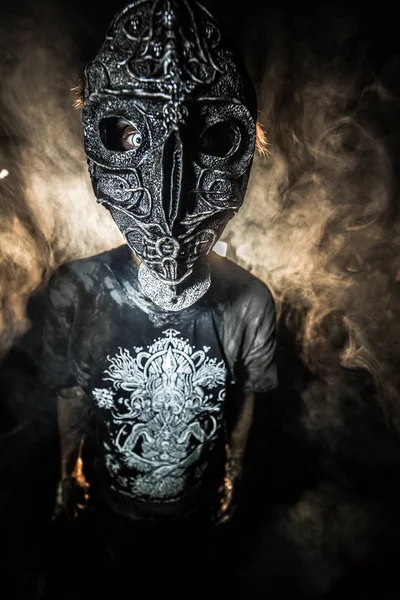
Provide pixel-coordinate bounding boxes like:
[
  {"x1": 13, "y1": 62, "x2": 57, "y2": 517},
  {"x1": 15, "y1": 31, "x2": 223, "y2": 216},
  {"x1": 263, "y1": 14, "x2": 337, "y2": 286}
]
[{"x1": 0, "y1": 1, "x2": 400, "y2": 598}]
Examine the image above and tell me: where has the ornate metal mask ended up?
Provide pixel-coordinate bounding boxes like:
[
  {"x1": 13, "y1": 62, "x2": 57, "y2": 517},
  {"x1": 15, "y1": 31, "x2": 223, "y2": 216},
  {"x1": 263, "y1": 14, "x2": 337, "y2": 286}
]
[{"x1": 83, "y1": 0, "x2": 257, "y2": 310}]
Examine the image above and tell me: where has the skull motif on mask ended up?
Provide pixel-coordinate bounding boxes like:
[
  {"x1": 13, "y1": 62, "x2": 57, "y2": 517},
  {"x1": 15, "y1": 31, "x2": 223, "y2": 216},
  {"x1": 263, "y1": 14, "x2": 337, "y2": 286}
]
[{"x1": 83, "y1": 0, "x2": 257, "y2": 310}]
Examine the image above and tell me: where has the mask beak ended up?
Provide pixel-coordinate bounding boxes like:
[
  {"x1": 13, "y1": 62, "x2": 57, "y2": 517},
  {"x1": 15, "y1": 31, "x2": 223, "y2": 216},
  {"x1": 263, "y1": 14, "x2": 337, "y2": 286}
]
[{"x1": 161, "y1": 128, "x2": 185, "y2": 234}]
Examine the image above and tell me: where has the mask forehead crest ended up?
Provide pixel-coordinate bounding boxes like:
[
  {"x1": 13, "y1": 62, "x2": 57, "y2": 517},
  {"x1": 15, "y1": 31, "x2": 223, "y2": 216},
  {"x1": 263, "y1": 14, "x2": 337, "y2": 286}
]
[{"x1": 85, "y1": 0, "x2": 256, "y2": 118}]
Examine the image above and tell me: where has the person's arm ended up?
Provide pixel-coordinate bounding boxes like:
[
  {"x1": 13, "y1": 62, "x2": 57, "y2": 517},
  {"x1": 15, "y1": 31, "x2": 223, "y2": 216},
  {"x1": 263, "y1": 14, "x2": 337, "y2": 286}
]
[
  {"x1": 219, "y1": 392, "x2": 255, "y2": 521},
  {"x1": 0, "y1": 264, "x2": 84, "y2": 519},
  {"x1": 219, "y1": 281, "x2": 278, "y2": 522},
  {"x1": 56, "y1": 387, "x2": 91, "y2": 520}
]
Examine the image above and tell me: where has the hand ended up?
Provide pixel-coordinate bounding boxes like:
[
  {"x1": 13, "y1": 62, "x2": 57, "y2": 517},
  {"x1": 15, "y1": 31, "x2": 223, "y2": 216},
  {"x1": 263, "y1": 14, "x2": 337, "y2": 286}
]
[
  {"x1": 215, "y1": 459, "x2": 242, "y2": 525},
  {"x1": 61, "y1": 475, "x2": 90, "y2": 521}
]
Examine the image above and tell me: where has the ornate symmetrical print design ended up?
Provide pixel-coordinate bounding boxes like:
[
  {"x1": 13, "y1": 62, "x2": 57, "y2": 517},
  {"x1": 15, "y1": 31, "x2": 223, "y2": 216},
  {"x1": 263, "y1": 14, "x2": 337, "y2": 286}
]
[{"x1": 92, "y1": 329, "x2": 227, "y2": 501}]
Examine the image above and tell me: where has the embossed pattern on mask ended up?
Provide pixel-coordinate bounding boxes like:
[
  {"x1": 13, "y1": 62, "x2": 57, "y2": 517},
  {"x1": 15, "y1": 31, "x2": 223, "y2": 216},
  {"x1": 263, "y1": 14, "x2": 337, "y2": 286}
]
[{"x1": 82, "y1": 0, "x2": 257, "y2": 308}]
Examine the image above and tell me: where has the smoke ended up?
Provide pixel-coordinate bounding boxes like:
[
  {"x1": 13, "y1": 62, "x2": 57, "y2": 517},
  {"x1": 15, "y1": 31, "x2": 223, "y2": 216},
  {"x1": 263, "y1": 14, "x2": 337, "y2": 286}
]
[
  {"x1": 216, "y1": 2, "x2": 400, "y2": 594},
  {"x1": 221, "y1": 5, "x2": 400, "y2": 421},
  {"x1": 0, "y1": 0, "x2": 400, "y2": 595},
  {"x1": 0, "y1": 1, "x2": 123, "y2": 354}
]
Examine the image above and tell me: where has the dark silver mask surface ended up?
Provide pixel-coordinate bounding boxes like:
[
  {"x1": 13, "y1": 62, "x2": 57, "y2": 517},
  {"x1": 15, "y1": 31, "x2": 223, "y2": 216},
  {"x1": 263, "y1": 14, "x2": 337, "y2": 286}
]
[{"x1": 83, "y1": 0, "x2": 256, "y2": 306}]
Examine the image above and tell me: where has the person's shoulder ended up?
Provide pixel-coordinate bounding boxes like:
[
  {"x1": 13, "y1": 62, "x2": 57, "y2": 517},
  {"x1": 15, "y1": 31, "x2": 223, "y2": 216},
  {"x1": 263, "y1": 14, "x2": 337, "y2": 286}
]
[
  {"x1": 210, "y1": 254, "x2": 274, "y2": 312},
  {"x1": 50, "y1": 244, "x2": 129, "y2": 290},
  {"x1": 34, "y1": 245, "x2": 130, "y2": 310},
  {"x1": 57, "y1": 244, "x2": 129, "y2": 282}
]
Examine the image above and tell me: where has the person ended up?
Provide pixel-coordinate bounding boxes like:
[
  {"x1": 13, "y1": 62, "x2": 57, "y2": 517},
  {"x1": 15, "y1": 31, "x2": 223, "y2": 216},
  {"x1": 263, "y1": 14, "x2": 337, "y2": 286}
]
[{"x1": 1, "y1": 0, "x2": 277, "y2": 595}]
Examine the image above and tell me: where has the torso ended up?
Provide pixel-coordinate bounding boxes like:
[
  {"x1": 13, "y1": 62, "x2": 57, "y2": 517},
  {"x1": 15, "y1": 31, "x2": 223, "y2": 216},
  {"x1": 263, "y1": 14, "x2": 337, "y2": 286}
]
[
  {"x1": 70, "y1": 248, "x2": 234, "y2": 519},
  {"x1": 88, "y1": 316, "x2": 229, "y2": 518},
  {"x1": 31, "y1": 244, "x2": 276, "y2": 521}
]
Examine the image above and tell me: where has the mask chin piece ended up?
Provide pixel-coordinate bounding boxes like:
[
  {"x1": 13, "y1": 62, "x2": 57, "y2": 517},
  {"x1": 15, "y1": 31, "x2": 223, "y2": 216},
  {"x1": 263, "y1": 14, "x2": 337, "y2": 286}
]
[{"x1": 138, "y1": 261, "x2": 211, "y2": 311}]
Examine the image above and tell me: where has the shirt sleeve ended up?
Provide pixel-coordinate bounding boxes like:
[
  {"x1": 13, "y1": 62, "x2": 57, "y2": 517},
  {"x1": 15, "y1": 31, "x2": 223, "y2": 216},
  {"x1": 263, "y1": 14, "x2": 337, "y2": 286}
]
[
  {"x1": 0, "y1": 266, "x2": 80, "y2": 486},
  {"x1": 240, "y1": 281, "x2": 278, "y2": 394},
  {"x1": 2, "y1": 264, "x2": 78, "y2": 395}
]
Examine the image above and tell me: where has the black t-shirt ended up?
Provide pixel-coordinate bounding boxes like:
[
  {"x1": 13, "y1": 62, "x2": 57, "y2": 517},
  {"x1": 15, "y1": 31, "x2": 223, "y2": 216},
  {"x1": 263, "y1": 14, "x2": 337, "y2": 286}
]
[{"x1": 4, "y1": 245, "x2": 277, "y2": 518}]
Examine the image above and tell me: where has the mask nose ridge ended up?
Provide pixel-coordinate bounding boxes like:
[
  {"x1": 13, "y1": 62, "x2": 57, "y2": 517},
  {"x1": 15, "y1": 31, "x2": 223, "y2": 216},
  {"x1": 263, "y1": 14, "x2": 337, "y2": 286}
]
[{"x1": 161, "y1": 129, "x2": 184, "y2": 233}]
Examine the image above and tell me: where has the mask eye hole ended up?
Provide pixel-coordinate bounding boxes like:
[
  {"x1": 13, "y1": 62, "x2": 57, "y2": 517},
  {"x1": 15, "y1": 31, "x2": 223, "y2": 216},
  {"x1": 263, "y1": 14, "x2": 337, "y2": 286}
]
[
  {"x1": 198, "y1": 121, "x2": 240, "y2": 158},
  {"x1": 99, "y1": 117, "x2": 143, "y2": 152}
]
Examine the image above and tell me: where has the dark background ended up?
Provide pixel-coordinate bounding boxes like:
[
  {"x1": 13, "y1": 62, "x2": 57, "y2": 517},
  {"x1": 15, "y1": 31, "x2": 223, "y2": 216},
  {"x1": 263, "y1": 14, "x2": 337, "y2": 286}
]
[{"x1": 0, "y1": 1, "x2": 400, "y2": 598}]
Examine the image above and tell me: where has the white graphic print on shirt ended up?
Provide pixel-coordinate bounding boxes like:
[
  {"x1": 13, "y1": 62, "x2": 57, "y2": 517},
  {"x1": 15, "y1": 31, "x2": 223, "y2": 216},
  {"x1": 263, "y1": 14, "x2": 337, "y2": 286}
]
[{"x1": 92, "y1": 329, "x2": 227, "y2": 501}]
